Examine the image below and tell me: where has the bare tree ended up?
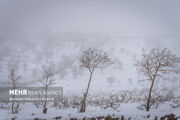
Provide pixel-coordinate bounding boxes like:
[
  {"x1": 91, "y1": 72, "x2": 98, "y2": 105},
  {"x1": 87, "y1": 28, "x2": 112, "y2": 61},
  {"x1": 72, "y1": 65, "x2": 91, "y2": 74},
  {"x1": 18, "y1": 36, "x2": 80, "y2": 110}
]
[
  {"x1": 8, "y1": 69, "x2": 21, "y2": 114},
  {"x1": 136, "y1": 48, "x2": 180, "y2": 111},
  {"x1": 79, "y1": 48, "x2": 110, "y2": 112},
  {"x1": 39, "y1": 64, "x2": 57, "y2": 114}
]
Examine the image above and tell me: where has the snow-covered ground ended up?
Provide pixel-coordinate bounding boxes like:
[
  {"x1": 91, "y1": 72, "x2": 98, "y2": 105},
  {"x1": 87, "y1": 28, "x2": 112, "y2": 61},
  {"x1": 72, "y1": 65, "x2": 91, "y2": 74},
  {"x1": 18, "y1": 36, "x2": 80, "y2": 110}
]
[
  {"x1": 0, "y1": 101, "x2": 180, "y2": 120},
  {"x1": 0, "y1": 33, "x2": 180, "y2": 120},
  {"x1": 1, "y1": 0, "x2": 180, "y2": 119}
]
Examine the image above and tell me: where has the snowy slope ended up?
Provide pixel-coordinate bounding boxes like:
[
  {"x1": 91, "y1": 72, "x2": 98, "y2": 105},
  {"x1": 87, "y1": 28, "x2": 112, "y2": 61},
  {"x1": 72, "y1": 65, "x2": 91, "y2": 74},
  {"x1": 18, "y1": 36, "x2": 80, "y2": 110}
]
[{"x1": 0, "y1": 33, "x2": 180, "y2": 96}]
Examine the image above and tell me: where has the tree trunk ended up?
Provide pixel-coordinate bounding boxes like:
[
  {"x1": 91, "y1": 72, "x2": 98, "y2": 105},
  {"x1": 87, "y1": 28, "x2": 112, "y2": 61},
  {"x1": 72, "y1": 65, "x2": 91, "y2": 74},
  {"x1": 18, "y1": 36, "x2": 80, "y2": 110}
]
[
  {"x1": 12, "y1": 101, "x2": 15, "y2": 114},
  {"x1": 12, "y1": 93, "x2": 15, "y2": 114},
  {"x1": 80, "y1": 94, "x2": 86, "y2": 112},
  {"x1": 15, "y1": 103, "x2": 19, "y2": 114},
  {"x1": 43, "y1": 107, "x2": 47, "y2": 114},
  {"x1": 80, "y1": 71, "x2": 93, "y2": 113},
  {"x1": 43, "y1": 86, "x2": 48, "y2": 114},
  {"x1": 146, "y1": 79, "x2": 155, "y2": 111}
]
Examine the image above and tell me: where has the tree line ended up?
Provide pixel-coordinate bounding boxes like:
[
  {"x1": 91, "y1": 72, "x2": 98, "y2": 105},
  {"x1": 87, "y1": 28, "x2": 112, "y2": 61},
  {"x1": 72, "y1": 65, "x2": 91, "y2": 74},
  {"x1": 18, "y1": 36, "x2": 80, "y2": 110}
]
[{"x1": 8, "y1": 48, "x2": 180, "y2": 114}]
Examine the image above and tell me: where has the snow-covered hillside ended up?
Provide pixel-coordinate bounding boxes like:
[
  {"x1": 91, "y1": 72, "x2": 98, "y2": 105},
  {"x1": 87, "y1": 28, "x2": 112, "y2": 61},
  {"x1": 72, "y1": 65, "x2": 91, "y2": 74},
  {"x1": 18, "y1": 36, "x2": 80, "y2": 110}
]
[{"x1": 0, "y1": 33, "x2": 180, "y2": 96}]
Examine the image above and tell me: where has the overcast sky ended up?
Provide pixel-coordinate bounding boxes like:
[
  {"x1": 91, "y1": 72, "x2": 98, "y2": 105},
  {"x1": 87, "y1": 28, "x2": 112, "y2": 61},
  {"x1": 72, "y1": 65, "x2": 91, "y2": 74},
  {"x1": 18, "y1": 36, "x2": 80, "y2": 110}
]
[
  {"x1": 0, "y1": 0, "x2": 180, "y2": 93},
  {"x1": 0, "y1": 0, "x2": 180, "y2": 41}
]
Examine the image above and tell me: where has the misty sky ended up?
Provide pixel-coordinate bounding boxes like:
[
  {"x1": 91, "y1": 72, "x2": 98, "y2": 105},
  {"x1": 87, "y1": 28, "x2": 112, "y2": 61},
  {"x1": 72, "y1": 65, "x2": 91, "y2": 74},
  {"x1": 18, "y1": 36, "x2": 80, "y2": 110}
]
[
  {"x1": 0, "y1": 0, "x2": 180, "y2": 94},
  {"x1": 0, "y1": 0, "x2": 180, "y2": 41}
]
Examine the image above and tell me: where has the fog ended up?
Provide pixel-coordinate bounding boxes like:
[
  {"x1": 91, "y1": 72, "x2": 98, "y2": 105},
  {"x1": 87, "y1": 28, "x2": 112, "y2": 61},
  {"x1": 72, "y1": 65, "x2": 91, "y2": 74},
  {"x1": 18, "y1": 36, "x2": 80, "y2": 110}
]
[
  {"x1": 0, "y1": 0, "x2": 180, "y2": 88},
  {"x1": 0, "y1": 1, "x2": 180, "y2": 119},
  {"x1": 1, "y1": 0, "x2": 180, "y2": 40}
]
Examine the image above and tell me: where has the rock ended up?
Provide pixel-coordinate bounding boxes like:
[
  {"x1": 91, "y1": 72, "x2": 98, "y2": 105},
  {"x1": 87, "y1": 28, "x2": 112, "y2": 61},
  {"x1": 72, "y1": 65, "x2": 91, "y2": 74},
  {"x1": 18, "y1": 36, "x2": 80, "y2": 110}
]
[
  {"x1": 70, "y1": 118, "x2": 77, "y2": 120},
  {"x1": 105, "y1": 115, "x2": 120, "y2": 120},
  {"x1": 160, "y1": 114, "x2": 177, "y2": 120},
  {"x1": 54, "y1": 116, "x2": 61, "y2": 120},
  {"x1": 154, "y1": 116, "x2": 158, "y2": 120},
  {"x1": 34, "y1": 118, "x2": 40, "y2": 120},
  {"x1": 121, "y1": 116, "x2": 124, "y2": 120},
  {"x1": 89, "y1": 117, "x2": 96, "y2": 120},
  {"x1": 96, "y1": 116, "x2": 105, "y2": 120}
]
